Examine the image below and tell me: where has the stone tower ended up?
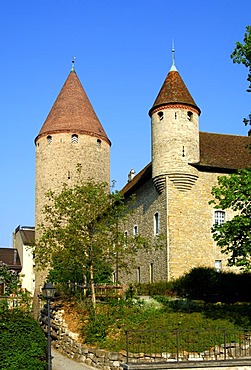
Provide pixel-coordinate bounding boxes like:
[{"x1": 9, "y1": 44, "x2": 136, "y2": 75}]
[
  {"x1": 35, "y1": 63, "x2": 111, "y2": 230},
  {"x1": 149, "y1": 54, "x2": 201, "y2": 193},
  {"x1": 33, "y1": 63, "x2": 111, "y2": 315}
]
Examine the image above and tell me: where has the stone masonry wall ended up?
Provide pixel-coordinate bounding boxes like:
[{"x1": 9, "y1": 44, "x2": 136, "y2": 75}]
[{"x1": 121, "y1": 168, "x2": 238, "y2": 285}]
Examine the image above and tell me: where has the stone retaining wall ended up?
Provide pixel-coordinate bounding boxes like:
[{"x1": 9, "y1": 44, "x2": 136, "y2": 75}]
[{"x1": 40, "y1": 302, "x2": 251, "y2": 370}]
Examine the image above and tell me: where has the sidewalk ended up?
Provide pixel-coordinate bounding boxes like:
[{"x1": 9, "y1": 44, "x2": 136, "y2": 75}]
[{"x1": 52, "y1": 348, "x2": 97, "y2": 370}]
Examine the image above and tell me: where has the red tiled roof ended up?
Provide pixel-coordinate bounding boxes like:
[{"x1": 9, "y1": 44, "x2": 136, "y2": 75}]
[
  {"x1": 121, "y1": 132, "x2": 251, "y2": 197},
  {"x1": 149, "y1": 70, "x2": 200, "y2": 116},
  {"x1": 198, "y1": 132, "x2": 251, "y2": 170},
  {"x1": 35, "y1": 71, "x2": 111, "y2": 145}
]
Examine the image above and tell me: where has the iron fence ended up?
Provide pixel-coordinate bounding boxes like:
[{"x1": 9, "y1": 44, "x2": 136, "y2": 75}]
[{"x1": 125, "y1": 328, "x2": 251, "y2": 364}]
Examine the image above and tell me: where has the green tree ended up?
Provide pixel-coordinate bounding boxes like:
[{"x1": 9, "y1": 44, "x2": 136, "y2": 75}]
[
  {"x1": 35, "y1": 179, "x2": 155, "y2": 309},
  {"x1": 231, "y1": 25, "x2": 251, "y2": 125},
  {"x1": 209, "y1": 28, "x2": 251, "y2": 270},
  {"x1": 210, "y1": 170, "x2": 251, "y2": 270}
]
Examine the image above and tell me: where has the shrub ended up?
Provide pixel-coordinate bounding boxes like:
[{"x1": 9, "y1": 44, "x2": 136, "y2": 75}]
[{"x1": 0, "y1": 310, "x2": 47, "y2": 370}]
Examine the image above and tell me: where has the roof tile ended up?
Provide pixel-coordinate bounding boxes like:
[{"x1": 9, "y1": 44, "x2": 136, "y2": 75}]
[{"x1": 35, "y1": 71, "x2": 111, "y2": 145}]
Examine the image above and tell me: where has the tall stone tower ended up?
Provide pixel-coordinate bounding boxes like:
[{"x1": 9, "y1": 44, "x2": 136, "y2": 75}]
[
  {"x1": 33, "y1": 63, "x2": 111, "y2": 314},
  {"x1": 35, "y1": 63, "x2": 111, "y2": 229},
  {"x1": 149, "y1": 53, "x2": 201, "y2": 193}
]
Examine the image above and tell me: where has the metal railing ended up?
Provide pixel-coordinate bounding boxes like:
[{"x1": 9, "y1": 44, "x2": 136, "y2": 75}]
[{"x1": 125, "y1": 328, "x2": 251, "y2": 364}]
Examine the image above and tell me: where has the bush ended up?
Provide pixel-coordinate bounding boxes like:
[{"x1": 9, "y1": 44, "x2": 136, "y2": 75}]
[
  {"x1": 0, "y1": 310, "x2": 47, "y2": 370},
  {"x1": 174, "y1": 268, "x2": 251, "y2": 303}
]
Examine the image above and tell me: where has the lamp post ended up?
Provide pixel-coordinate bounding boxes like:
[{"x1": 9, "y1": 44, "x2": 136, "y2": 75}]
[{"x1": 42, "y1": 282, "x2": 56, "y2": 370}]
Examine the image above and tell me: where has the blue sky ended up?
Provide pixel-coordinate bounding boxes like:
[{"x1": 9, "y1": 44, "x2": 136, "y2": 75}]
[{"x1": 0, "y1": 0, "x2": 250, "y2": 246}]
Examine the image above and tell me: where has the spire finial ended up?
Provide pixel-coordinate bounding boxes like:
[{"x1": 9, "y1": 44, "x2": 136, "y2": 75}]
[
  {"x1": 170, "y1": 41, "x2": 177, "y2": 71},
  {"x1": 71, "y1": 56, "x2": 76, "y2": 72}
]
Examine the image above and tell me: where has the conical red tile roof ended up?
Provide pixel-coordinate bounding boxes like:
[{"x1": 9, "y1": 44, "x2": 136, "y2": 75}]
[
  {"x1": 149, "y1": 69, "x2": 200, "y2": 116},
  {"x1": 35, "y1": 70, "x2": 111, "y2": 145}
]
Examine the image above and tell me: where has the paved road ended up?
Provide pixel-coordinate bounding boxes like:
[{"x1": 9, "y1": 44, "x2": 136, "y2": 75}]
[{"x1": 52, "y1": 348, "x2": 97, "y2": 370}]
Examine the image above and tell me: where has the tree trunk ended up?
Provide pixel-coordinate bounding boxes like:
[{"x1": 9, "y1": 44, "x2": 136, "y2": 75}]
[{"x1": 89, "y1": 263, "x2": 96, "y2": 310}]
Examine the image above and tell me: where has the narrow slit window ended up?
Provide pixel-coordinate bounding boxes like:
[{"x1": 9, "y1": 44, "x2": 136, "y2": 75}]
[
  {"x1": 137, "y1": 267, "x2": 141, "y2": 284},
  {"x1": 150, "y1": 263, "x2": 154, "y2": 283},
  {"x1": 97, "y1": 139, "x2": 101, "y2": 149}
]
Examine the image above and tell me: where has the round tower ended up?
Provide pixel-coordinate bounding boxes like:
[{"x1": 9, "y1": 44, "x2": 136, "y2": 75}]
[
  {"x1": 149, "y1": 53, "x2": 201, "y2": 193},
  {"x1": 35, "y1": 63, "x2": 111, "y2": 230},
  {"x1": 33, "y1": 64, "x2": 111, "y2": 316}
]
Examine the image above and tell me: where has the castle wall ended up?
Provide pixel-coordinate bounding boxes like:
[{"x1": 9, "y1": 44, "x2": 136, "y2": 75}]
[
  {"x1": 121, "y1": 169, "x2": 237, "y2": 285},
  {"x1": 120, "y1": 179, "x2": 168, "y2": 284}
]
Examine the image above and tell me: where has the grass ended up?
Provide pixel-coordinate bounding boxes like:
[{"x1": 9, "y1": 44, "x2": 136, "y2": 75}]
[{"x1": 76, "y1": 296, "x2": 251, "y2": 352}]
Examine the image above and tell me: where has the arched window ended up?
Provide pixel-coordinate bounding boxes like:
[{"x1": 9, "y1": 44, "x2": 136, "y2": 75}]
[
  {"x1": 157, "y1": 111, "x2": 164, "y2": 121},
  {"x1": 133, "y1": 225, "x2": 138, "y2": 236},
  {"x1": 154, "y1": 212, "x2": 160, "y2": 235},
  {"x1": 187, "y1": 111, "x2": 193, "y2": 121},
  {"x1": 97, "y1": 139, "x2": 101, "y2": 149},
  {"x1": 71, "y1": 134, "x2": 78, "y2": 143}
]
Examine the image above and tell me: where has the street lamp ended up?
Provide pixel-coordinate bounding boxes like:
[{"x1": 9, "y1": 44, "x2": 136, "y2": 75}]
[{"x1": 42, "y1": 282, "x2": 56, "y2": 370}]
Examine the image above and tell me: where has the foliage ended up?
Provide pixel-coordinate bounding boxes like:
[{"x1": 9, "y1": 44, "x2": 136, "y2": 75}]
[
  {"x1": 231, "y1": 25, "x2": 251, "y2": 92},
  {"x1": 81, "y1": 298, "x2": 243, "y2": 352},
  {"x1": 0, "y1": 262, "x2": 20, "y2": 296},
  {"x1": 231, "y1": 26, "x2": 251, "y2": 126},
  {"x1": 0, "y1": 262, "x2": 32, "y2": 313},
  {"x1": 210, "y1": 170, "x2": 251, "y2": 270},
  {"x1": 35, "y1": 173, "x2": 155, "y2": 307},
  {"x1": 135, "y1": 280, "x2": 177, "y2": 297},
  {"x1": 0, "y1": 310, "x2": 46, "y2": 369}
]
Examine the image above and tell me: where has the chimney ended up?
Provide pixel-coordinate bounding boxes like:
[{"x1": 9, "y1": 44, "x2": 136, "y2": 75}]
[{"x1": 128, "y1": 169, "x2": 136, "y2": 182}]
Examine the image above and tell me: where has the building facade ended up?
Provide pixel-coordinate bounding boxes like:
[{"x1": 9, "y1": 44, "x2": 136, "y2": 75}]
[
  {"x1": 34, "y1": 58, "x2": 250, "y2": 290},
  {"x1": 120, "y1": 59, "x2": 250, "y2": 283}
]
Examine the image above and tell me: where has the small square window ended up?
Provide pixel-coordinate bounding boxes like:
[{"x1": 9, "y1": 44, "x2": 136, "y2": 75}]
[
  {"x1": 214, "y1": 210, "x2": 225, "y2": 225},
  {"x1": 215, "y1": 260, "x2": 222, "y2": 272}
]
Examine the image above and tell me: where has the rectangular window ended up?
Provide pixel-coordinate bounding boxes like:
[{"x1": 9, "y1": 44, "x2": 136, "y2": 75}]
[
  {"x1": 154, "y1": 212, "x2": 160, "y2": 235},
  {"x1": 214, "y1": 210, "x2": 225, "y2": 225}
]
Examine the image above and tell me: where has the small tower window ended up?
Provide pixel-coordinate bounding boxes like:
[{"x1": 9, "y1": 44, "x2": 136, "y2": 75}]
[
  {"x1": 47, "y1": 135, "x2": 52, "y2": 144},
  {"x1": 97, "y1": 139, "x2": 101, "y2": 149},
  {"x1": 157, "y1": 111, "x2": 164, "y2": 121},
  {"x1": 71, "y1": 134, "x2": 78, "y2": 143},
  {"x1": 187, "y1": 111, "x2": 193, "y2": 121}
]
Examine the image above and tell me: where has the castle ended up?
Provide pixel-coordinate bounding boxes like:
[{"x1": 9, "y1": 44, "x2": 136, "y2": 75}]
[{"x1": 33, "y1": 57, "x2": 250, "y2": 292}]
